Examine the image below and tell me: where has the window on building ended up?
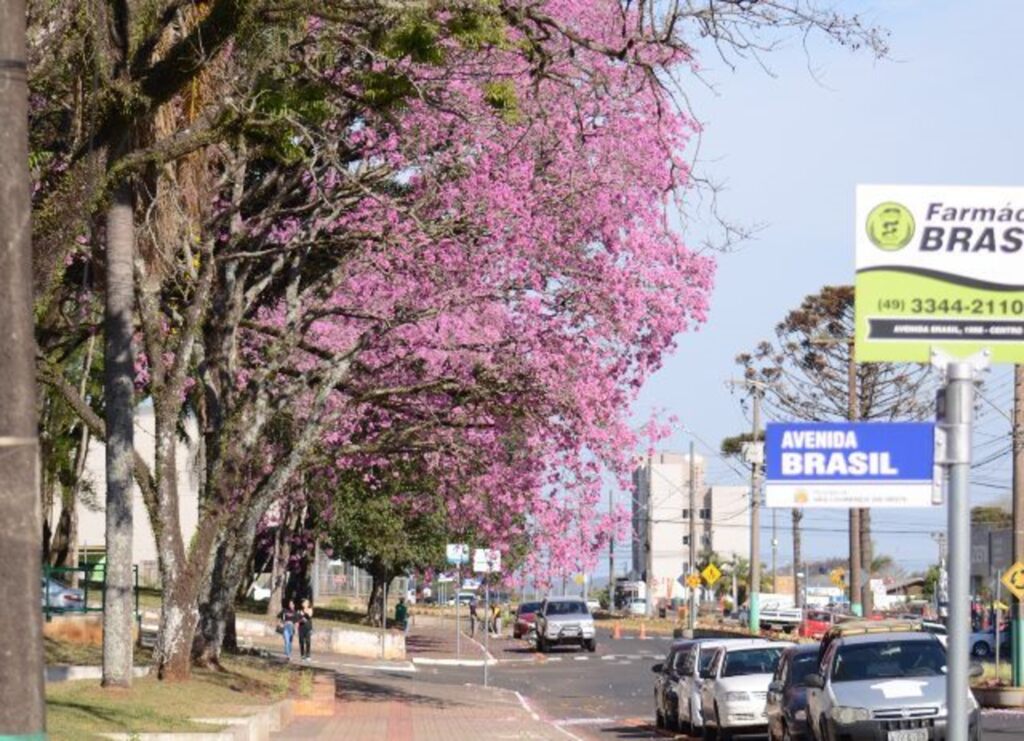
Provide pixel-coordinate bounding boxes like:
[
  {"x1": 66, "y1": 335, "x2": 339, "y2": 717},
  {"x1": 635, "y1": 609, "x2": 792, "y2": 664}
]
[
  {"x1": 702, "y1": 534, "x2": 712, "y2": 547},
  {"x1": 699, "y1": 508, "x2": 710, "y2": 520},
  {"x1": 682, "y1": 508, "x2": 690, "y2": 520},
  {"x1": 682, "y1": 562, "x2": 690, "y2": 574},
  {"x1": 682, "y1": 535, "x2": 690, "y2": 546}
]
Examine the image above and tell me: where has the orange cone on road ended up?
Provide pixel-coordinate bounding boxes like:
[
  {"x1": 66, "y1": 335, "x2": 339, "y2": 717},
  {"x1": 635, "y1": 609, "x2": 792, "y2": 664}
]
[{"x1": 612, "y1": 621, "x2": 622, "y2": 640}]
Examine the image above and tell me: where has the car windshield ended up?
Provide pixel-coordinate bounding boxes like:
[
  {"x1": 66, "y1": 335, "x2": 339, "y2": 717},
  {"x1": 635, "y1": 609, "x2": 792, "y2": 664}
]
[
  {"x1": 546, "y1": 601, "x2": 588, "y2": 616},
  {"x1": 722, "y1": 647, "x2": 784, "y2": 677},
  {"x1": 806, "y1": 611, "x2": 831, "y2": 622},
  {"x1": 790, "y1": 652, "x2": 819, "y2": 686},
  {"x1": 832, "y1": 640, "x2": 945, "y2": 682},
  {"x1": 518, "y1": 602, "x2": 541, "y2": 616}
]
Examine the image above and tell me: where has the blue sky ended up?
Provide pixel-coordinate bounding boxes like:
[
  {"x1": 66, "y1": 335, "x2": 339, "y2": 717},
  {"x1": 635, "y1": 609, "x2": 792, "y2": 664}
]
[{"x1": 619, "y1": 1, "x2": 1023, "y2": 577}]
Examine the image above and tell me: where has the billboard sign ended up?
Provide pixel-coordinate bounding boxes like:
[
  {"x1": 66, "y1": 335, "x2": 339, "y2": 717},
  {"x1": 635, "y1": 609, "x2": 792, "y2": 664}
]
[
  {"x1": 445, "y1": 543, "x2": 469, "y2": 565},
  {"x1": 855, "y1": 184, "x2": 1024, "y2": 363},
  {"x1": 472, "y1": 548, "x2": 501, "y2": 574},
  {"x1": 764, "y1": 422, "x2": 937, "y2": 508}
]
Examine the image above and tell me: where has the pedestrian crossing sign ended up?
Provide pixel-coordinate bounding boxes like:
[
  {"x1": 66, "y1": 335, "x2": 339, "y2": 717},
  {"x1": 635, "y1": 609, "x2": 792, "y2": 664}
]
[
  {"x1": 686, "y1": 573, "x2": 701, "y2": 589},
  {"x1": 1001, "y1": 561, "x2": 1024, "y2": 601},
  {"x1": 830, "y1": 568, "x2": 846, "y2": 587},
  {"x1": 701, "y1": 563, "x2": 721, "y2": 586}
]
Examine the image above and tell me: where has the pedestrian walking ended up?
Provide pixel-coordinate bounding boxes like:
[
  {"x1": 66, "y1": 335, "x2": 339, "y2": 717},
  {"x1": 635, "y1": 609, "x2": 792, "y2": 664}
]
[
  {"x1": 469, "y1": 599, "x2": 479, "y2": 637},
  {"x1": 490, "y1": 602, "x2": 501, "y2": 636},
  {"x1": 277, "y1": 599, "x2": 297, "y2": 659},
  {"x1": 395, "y1": 597, "x2": 408, "y2": 631},
  {"x1": 298, "y1": 598, "x2": 314, "y2": 661}
]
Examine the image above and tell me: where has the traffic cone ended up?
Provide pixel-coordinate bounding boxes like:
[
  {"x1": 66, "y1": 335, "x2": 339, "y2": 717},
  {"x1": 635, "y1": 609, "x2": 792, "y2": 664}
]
[
  {"x1": 612, "y1": 621, "x2": 622, "y2": 640},
  {"x1": 639, "y1": 622, "x2": 647, "y2": 640}
]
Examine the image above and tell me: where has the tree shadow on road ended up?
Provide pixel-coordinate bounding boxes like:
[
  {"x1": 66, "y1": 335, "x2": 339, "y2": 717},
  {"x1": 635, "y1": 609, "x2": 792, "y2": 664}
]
[{"x1": 333, "y1": 671, "x2": 465, "y2": 709}]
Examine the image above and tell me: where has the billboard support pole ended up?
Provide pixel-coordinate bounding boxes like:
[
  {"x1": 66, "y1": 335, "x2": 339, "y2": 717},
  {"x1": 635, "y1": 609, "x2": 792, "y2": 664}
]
[
  {"x1": 937, "y1": 350, "x2": 988, "y2": 741},
  {"x1": 1012, "y1": 364, "x2": 1024, "y2": 687}
]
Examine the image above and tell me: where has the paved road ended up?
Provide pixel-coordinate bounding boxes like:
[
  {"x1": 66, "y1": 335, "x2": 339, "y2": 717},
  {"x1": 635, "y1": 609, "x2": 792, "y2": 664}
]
[{"x1": 401, "y1": 632, "x2": 1024, "y2": 740}]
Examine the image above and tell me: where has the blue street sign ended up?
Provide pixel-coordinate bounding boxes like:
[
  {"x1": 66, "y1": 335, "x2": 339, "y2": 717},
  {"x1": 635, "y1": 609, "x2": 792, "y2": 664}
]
[{"x1": 764, "y1": 422, "x2": 937, "y2": 508}]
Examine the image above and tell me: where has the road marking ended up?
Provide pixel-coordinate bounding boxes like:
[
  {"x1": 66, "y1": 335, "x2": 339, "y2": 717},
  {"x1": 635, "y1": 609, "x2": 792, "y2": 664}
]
[
  {"x1": 514, "y1": 691, "x2": 541, "y2": 721},
  {"x1": 555, "y1": 717, "x2": 617, "y2": 726},
  {"x1": 601, "y1": 655, "x2": 617, "y2": 660},
  {"x1": 411, "y1": 657, "x2": 495, "y2": 667},
  {"x1": 573, "y1": 656, "x2": 589, "y2": 661},
  {"x1": 338, "y1": 661, "x2": 417, "y2": 673}
]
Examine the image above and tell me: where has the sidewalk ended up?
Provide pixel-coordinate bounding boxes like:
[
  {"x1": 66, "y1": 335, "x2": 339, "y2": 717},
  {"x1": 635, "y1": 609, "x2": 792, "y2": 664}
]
[
  {"x1": 272, "y1": 667, "x2": 574, "y2": 740},
  {"x1": 405, "y1": 615, "x2": 503, "y2": 666}
]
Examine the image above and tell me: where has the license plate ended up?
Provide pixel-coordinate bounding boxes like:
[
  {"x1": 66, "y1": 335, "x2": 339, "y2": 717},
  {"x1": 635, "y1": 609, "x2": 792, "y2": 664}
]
[{"x1": 887, "y1": 731, "x2": 928, "y2": 741}]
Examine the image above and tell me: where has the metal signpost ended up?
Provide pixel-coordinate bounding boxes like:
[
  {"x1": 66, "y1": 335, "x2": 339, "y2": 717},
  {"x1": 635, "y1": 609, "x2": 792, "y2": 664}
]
[
  {"x1": 473, "y1": 548, "x2": 501, "y2": 687},
  {"x1": 853, "y1": 184, "x2": 1024, "y2": 741},
  {"x1": 446, "y1": 543, "x2": 469, "y2": 657}
]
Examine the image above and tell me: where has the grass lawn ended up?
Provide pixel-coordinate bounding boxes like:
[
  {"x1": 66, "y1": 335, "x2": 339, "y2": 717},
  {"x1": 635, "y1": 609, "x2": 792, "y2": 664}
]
[{"x1": 47, "y1": 652, "x2": 313, "y2": 741}]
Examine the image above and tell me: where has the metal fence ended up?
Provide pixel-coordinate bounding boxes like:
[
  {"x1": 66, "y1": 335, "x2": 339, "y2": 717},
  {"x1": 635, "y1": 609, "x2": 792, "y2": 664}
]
[
  {"x1": 41, "y1": 564, "x2": 139, "y2": 619},
  {"x1": 310, "y1": 557, "x2": 408, "y2": 609}
]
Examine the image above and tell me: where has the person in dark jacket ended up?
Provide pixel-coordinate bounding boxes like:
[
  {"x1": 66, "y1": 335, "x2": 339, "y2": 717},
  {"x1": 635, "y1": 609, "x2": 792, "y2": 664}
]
[{"x1": 297, "y1": 598, "x2": 314, "y2": 661}]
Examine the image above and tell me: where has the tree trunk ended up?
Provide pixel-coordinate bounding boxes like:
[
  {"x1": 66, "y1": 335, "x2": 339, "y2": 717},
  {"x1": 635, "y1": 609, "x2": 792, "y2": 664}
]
[
  {"x1": 792, "y1": 508, "x2": 803, "y2": 608},
  {"x1": 0, "y1": 0, "x2": 46, "y2": 729},
  {"x1": 194, "y1": 515, "x2": 260, "y2": 667},
  {"x1": 861, "y1": 508, "x2": 874, "y2": 614},
  {"x1": 102, "y1": 173, "x2": 136, "y2": 688},
  {"x1": 265, "y1": 506, "x2": 295, "y2": 617}
]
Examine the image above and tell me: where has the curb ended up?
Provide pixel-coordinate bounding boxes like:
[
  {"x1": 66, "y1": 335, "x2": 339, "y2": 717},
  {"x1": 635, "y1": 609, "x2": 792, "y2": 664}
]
[
  {"x1": 100, "y1": 698, "x2": 294, "y2": 741},
  {"x1": 46, "y1": 665, "x2": 151, "y2": 683}
]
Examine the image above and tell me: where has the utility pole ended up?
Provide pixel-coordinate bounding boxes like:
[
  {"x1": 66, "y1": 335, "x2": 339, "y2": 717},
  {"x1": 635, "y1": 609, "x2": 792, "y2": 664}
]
[
  {"x1": 771, "y1": 510, "x2": 778, "y2": 592},
  {"x1": 688, "y1": 440, "x2": 697, "y2": 635},
  {"x1": 645, "y1": 452, "x2": 654, "y2": 617},
  {"x1": 1013, "y1": 365, "x2": 1024, "y2": 687},
  {"x1": 750, "y1": 387, "x2": 763, "y2": 635},
  {"x1": 0, "y1": 1, "x2": 46, "y2": 735},
  {"x1": 608, "y1": 490, "x2": 615, "y2": 609},
  {"x1": 847, "y1": 355, "x2": 863, "y2": 617}
]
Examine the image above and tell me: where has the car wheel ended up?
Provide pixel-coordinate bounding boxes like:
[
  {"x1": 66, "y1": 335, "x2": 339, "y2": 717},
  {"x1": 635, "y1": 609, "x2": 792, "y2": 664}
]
[
  {"x1": 972, "y1": 641, "x2": 992, "y2": 658},
  {"x1": 656, "y1": 709, "x2": 665, "y2": 729},
  {"x1": 537, "y1": 636, "x2": 547, "y2": 653},
  {"x1": 585, "y1": 638, "x2": 597, "y2": 652},
  {"x1": 719, "y1": 730, "x2": 732, "y2": 741}
]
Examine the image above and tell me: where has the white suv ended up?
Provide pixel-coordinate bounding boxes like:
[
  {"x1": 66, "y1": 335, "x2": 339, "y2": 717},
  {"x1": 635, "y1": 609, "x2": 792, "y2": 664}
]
[{"x1": 700, "y1": 639, "x2": 793, "y2": 740}]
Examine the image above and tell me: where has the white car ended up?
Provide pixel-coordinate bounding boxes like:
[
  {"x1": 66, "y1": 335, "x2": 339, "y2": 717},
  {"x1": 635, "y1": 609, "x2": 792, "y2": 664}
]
[
  {"x1": 699, "y1": 639, "x2": 793, "y2": 740},
  {"x1": 674, "y1": 639, "x2": 740, "y2": 736}
]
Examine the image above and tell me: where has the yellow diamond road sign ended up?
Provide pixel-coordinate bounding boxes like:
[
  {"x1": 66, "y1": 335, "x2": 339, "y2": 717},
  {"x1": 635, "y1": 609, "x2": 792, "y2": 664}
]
[
  {"x1": 702, "y1": 563, "x2": 722, "y2": 586},
  {"x1": 830, "y1": 568, "x2": 846, "y2": 587},
  {"x1": 1001, "y1": 561, "x2": 1024, "y2": 601},
  {"x1": 686, "y1": 573, "x2": 701, "y2": 589}
]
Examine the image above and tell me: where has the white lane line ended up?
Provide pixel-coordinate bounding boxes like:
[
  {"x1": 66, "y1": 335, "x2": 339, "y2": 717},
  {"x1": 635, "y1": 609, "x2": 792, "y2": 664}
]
[
  {"x1": 411, "y1": 657, "x2": 494, "y2": 667},
  {"x1": 573, "y1": 656, "x2": 589, "y2": 661},
  {"x1": 555, "y1": 717, "x2": 617, "y2": 726},
  {"x1": 601, "y1": 655, "x2": 617, "y2": 660},
  {"x1": 338, "y1": 661, "x2": 417, "y2": 673},
  {"x1": 515, "y1": 691, "x2": 541, "y2": 721}
]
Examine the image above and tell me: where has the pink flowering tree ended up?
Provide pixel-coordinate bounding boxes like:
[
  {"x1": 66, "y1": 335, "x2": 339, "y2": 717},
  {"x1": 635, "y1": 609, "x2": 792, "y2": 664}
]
[{"x1": 31, "y1": 2, "x2": 886, "y2": 679}]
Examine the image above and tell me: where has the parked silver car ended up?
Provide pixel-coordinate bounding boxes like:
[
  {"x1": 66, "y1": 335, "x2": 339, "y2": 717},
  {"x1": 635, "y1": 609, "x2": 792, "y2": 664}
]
[
  {"x1": 674, "y1": 638, "x2": 739, "y2": 735},
  {"x1": 700, "y1": 639, "x2": 792, "y2": 740},
  {"x1": 41, "y1": 576, "x2": 85, "y2": 612},
  {"x1": 534, "y1": 597, "x2": 596, "y2": 653},
  {"x1": 805, "y1": 626, "x2": 981, "y2": 741}
]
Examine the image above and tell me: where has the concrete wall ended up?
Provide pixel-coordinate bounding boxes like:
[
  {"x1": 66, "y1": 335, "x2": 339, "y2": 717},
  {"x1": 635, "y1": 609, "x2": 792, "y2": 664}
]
[{"x1": 234, "y1": 617, "x2": 405, "y2": 660}]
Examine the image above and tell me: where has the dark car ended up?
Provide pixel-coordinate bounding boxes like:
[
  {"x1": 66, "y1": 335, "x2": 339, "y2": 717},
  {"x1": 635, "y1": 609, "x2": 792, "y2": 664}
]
[
  {"x1": 652, "y1": 639, "x2": 697, "y2": 732},
  {"x1": 514, "y1": 601, "x2": 542, "y2": 639},
  {"x1": 767, "y1": 643, "x2": 820, "y2": 741}
]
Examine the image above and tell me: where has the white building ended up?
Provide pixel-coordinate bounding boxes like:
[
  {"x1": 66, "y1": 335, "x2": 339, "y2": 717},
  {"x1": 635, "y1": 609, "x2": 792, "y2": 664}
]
[
  {"x1": 632, "y1": 451, "x2": 705, "y2": 606},
  {"x1": 59, "y1": 405, "x2": 202, "y2": 584},
  {"x1": 704, "y1": 485, "x2": 750, "y2": 565},
  {"x1": 632, "y1": 456, "x2": 753, "y2": 609}
]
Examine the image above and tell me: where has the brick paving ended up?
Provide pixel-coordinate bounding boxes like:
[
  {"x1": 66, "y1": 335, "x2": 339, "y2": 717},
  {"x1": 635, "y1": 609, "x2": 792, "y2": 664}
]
[{"x1": 273, "y1": 668, "x2": 572, "y2": 740}]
